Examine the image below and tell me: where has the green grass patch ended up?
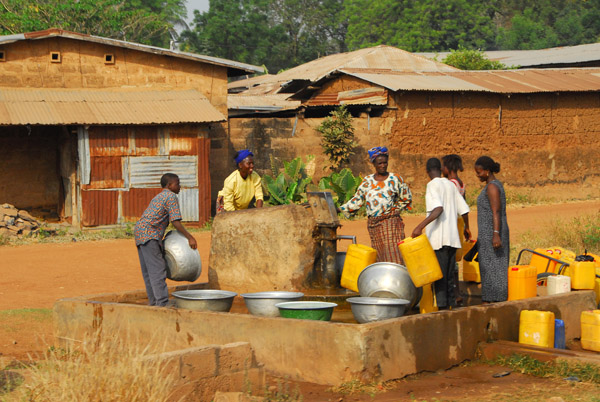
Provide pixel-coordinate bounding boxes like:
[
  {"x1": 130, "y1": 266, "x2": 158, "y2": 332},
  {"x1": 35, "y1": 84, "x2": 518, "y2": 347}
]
[
  {"x1": 483, "y1": 354, "x2": 600, "y2": 384},
  {"x1": 0, "y1": 309, "x2": 52, "y2": 321},
  {"x1": 511, "y1": 212, "x2": 600, "y2": 263}
]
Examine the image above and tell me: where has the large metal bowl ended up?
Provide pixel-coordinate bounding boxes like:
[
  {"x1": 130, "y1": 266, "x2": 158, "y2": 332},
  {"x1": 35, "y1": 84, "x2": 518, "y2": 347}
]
[
  {"x1": 164, "y1": 230, "x2": 202, "y2": 282},
  {"x1": 172, "y1": 290, "x2": 237, "y2": 312},
  {"x1": 347, "y1": 297, "x2": 410, "y2": 323},
  {"x1": 241, "y1": 291, "x2": 304, "y2": 317},
  {"x1": 275, "y1": 301, "x2": 337, "y2": 321},
  {"x1": 357, "y1": 262, "x2": 420, "y2": 309}
]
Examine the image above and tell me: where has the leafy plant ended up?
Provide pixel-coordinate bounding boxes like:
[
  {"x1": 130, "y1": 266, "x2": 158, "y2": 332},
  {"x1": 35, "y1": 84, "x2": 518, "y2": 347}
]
[
  {"x1": 442, "y1": 46, "x2": 508, "y2": 70},
  {"x1": 318, "y1": 168, "x2": 362, "y2": 207},
  {"x1": 262, "y1": 156, "x2": 314, "y2": 205},
  {"x1": 317, "y1": 106, "x2": 356, "y2": 172}
]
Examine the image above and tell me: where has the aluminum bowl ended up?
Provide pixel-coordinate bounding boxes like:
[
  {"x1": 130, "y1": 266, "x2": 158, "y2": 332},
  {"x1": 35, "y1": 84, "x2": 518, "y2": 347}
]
[
  {"x1": 357, "y1": 262, "x2": 420, "y2": 309},
  {"x1": 241, "y1": 291, "x2": 304, "y2": 317},
  {"x1": 172, "y1": 290, "x2": 237, "y2": 312},
  {"x1": 347, "y1": 297, "x2": 410, "y2": 323},
  {"x1": 164, "y1": 230, "x2": 202, "y2": 282},
  {"x1": 275, "y1": 301, "x2": 337, "y2": 321}
]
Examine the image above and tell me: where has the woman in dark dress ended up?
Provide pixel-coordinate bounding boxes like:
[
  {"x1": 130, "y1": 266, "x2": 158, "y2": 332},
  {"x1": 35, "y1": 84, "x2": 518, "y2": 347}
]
[{"x1": 475, "y1": 156, "x2": 510, "y2": 303}]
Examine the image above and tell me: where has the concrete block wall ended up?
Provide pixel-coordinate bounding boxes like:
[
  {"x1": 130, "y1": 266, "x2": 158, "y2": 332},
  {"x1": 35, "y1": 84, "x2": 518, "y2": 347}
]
[{"x1": 144, "y1": 342, "x2": 264, "y2": 402}]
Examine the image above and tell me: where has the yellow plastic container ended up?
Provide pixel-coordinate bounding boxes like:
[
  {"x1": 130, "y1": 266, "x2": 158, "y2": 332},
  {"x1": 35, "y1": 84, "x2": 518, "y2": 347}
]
[
  {"x1": 530, "y1": 248, "x2": 559, "y2": 275},
  {"x1": 455, "y1": 217, "x2": 466, "y2": 262},
  {"x1": 508, "y1": 265, "x2": 538, "y2": 301},
  {"x1": 340, "y1": 244, "x2": 377, "y2": 292},
  {"x1": 581, "y1": 310, "x2": 600, "y2": 352},
  {"x1": 461, "y1": 240, "x2": 480, "y2": 282},
  {"x1": 588, "y1": 253, "x2": 600, "y2": 268},
  {"x1": 398, "y1": 235, "x2": 443, "y2": 287},
  {"x1": 419, "y1": 283, "x2": 438, "y2": 314},
  {"x1": 551, "y1": 246, "x2": 576, "y2": 262},
  {"x1": 595, "y1": 267, "x2": 600, "y2": 307},
  {"x1": 567, "y1": 261, "x2": 595, "y2": 290},
  {"x1": 519, "y1": 310, "x2": 555, "y2": 348}
]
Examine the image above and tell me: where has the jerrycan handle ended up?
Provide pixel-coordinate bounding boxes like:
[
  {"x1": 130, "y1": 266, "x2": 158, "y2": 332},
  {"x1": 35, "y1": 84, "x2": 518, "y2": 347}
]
[{"x1": 337, "y1": 235, "x2": 357, "y2": 244}]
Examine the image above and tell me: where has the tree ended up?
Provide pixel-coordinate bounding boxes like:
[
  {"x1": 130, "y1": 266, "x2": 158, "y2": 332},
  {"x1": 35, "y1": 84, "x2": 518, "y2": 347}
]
[
  {"x1": 317, "y1": 106, "x2": 356, "y2": 172},
  {"x1": 0, "y1": 0, "x2": 186, "y2": 48},
  {"x1": 442, "y1": 47, "x2": 508, "y2": 70}
]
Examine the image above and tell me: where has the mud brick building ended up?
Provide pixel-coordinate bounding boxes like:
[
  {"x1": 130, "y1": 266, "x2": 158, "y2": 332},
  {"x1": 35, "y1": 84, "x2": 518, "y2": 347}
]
[
  {"x1": 228, "y1": 45, "x2": 600, "y2": 201},
  {"x1": 0, "y1": 29, "x2": 261, "y2": 227}
]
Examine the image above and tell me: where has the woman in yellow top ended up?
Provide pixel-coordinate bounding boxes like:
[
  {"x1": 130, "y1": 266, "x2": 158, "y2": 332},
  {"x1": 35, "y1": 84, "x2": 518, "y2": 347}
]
[{"x1": 216, "y1": 149, "x2": 264, "y2": 212}]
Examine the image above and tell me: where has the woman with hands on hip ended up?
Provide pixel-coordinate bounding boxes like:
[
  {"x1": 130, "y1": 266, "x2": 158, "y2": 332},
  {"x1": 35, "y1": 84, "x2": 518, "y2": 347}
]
[{"x1": 474, "y1": 156, "x2": 510, "y2": 303}]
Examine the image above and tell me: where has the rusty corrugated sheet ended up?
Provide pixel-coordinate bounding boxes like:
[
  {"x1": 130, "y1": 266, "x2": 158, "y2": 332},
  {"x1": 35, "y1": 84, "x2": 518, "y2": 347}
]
[
  {"x1": 0, "y1": 88, "x2": 226, "y2": 125},
  {"x1": 228, "y1": 45, "x2": 458, "y2": 96},
  {"x1": 338, "y1": 68, "x2": 600, "y2": 93},
  {"x1": 2, "y1": 28, "x2": 263, "y2": 76},
  {"x1": 129, "y1": 156, "x2": 197, "y2": 188},
  {"x1": 88, "y1": 127, "x2": 129, "y2": 156},
  {"x1": 177, "y1": 188, "x2": 199, "y2": 221},
  {"x1": 133, "y1": 127, "x2": 159, "y2": 156},
  {"x1": 169, "y1": 132, "x2": 198, "y2": 156},
  {"x1": 121, "y1": 188, "x2": 162, "y2": 220},
  {"x1": 83, "y1": 156, "x2": 124, "y2": 190},
  {"x1": 81, "y1": 190, "x2": 118, "y2": 226},
  {"x1": 306, "y1": 87, "x2": 388, "y2": 106},
  {"x1": 228, "y1": 94, "x2": 301, "y2": 110},
  {"x1": 198, "y1": 138, "x2": 211, "y2": 224}
]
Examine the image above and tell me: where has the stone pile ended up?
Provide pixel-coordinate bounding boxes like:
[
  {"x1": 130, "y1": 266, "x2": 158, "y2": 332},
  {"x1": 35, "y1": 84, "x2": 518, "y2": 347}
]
[{"x1": 0, "y1": 204, "x2": 45, "y2": 238}]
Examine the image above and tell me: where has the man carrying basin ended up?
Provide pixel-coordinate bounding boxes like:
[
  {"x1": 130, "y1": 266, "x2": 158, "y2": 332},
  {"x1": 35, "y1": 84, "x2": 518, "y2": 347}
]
[
  {"x1": 134, "y1": 173, "x2": 197, "y2": 307},
  {"x1": 411, "y1": 158, "x2": 471, "y2": 310}
]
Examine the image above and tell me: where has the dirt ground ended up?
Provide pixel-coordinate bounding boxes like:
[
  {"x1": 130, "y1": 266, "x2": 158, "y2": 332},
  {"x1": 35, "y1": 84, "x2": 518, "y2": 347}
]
[{"x1": 2, "y1": 200, "x2": 600, "y2": 401}]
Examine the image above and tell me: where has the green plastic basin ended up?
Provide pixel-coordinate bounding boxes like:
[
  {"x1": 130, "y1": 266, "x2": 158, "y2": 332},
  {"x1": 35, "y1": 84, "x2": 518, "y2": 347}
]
[{"x1": 275, "y1": 301, "x2": 337, "y2": 321}]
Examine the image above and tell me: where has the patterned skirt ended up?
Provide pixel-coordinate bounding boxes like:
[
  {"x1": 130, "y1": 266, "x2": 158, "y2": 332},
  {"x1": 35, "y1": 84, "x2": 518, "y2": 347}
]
[{"x1": 367, "y1": 211, "x2": 405, "y2": 264}]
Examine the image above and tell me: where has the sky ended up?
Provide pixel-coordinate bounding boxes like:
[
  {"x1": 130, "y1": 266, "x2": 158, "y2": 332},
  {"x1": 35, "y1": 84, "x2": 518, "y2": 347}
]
[{"x1": 185, "y1": 0, "x2": 209, "y2": 23}]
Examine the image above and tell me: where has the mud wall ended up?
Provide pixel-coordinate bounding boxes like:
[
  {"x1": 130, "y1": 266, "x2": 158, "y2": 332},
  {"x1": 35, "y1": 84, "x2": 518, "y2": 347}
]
[
  {"x1": 227, "y1": 91, "x2": 600, "y2": 202},
  {"x1": 0, "y1": 126, "x2": 60, "y2": 209}
]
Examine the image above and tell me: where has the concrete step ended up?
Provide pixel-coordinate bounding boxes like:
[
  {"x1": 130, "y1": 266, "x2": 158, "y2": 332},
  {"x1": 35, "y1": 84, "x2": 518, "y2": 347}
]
[{"x1": 478, "y1": 340, "x2": 600, "y2": 366}]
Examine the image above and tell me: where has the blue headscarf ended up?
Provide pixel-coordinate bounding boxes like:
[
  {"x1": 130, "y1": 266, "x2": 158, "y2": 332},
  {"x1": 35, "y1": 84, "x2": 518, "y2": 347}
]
[
  {"x1": 368, "y1": 146, "x2": 388, "y2": 162},
  {"x1": 234, "y1": 149, "x2": 254, "y2": 164}
]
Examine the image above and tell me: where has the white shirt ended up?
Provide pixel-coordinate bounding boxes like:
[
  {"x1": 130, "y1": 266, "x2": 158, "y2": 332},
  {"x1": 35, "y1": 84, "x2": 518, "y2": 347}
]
[{"x1": 424, "y1": 177, "x2": 470, "y2": 250}]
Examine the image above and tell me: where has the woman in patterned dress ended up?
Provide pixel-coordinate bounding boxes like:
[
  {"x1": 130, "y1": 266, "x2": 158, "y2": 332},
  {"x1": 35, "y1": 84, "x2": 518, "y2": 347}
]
[
  {"x1": 474, "y1": 156, "x2": 510, "y2": 303},
  {"x1": 340, "y1": 147, "x2": 412, "y2": 264}
]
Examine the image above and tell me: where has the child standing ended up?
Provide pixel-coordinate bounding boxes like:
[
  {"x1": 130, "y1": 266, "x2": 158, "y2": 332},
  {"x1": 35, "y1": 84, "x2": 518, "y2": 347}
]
[
  {"x1": 442, "y1": 154, "x2": 466, "y2": 304},
  {"x1": 134, "y1": 173, "x2": 197, "y2": 306},
  {"x1": 411, "y1": 158, "x2": 471, "y2": 309}
]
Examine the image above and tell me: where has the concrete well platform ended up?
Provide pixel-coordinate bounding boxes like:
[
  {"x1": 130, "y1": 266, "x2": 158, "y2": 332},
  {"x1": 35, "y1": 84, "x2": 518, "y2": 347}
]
[{"x1": 54, "y1": 286, "x2": 596, "y2": 386}]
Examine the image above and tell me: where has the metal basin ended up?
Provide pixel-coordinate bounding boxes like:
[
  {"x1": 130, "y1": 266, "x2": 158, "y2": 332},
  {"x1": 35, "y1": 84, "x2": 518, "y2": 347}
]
[
  {"x1": 164, "y1": 230, "x2": 202, "y2": 282},
  {"x1": 241, "y1": 291, "x2": 304, "y2": 317},
  {"x1": 357, "y1": 262, "x2": 421, "y2": 309},
  {"x1": 172, "y1": 290, "x2": 237, "y2": 312},
  {"x1": 347, "y1": 297, "x2": 410, "y2": 323},
  {"x1": 275, "y1": 301, "x2": 337, "y2": 321}
]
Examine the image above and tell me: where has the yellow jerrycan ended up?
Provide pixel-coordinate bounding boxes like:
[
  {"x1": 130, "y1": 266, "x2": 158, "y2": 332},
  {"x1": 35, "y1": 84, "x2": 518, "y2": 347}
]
[
  {"x1": 340, "y1": 243, "x2": 377, "y2": 292},
  {"x1": 519, "y1": 310, "x2": 555, "y2": 348},
  {"x1": 508, "y1": 265, "x2": 537, "y2": 301},
  {"x1": 581, "y1": 310, "x2": 600, "y2": 352},
  {"x1": 462, "y1": 240, "x2": 481, "y2": 283},
  {"x1": 530, "y1": 248, "x2": 559, "y2": 275},
  {"x1": 595, "y1": 267, "x2": 600, "y2": 307},
  {"x1": 419, "y1": 283, "x2": 438, "y2": 314},
  {"x1": 398, "y1": 235, "x2": 443, "y2": 287}
]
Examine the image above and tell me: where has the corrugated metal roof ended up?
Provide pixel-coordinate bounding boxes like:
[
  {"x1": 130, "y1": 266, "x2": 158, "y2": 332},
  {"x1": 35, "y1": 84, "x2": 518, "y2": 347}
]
[
  {"x1": 305, "y1": 87, "x2": 388, "y2": 106},
  {"x1": 228, "y1": 45, "x2": 458, "y2": 95},
  {"x1": 418, "y1": 42, "x2": 600, "y2": 68},
  {"x1": 228, "y1": 94, "x2": 301, "y2": 110},
  {"x1": 0, "y1": 88, "x2": 226, "y2": 125},
  {"x1": 0, "y1": 29, "x2": 262, "y2": 76},
  {"x1": 339, "y1": 68, "x2": 600, "y2": 93}
]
